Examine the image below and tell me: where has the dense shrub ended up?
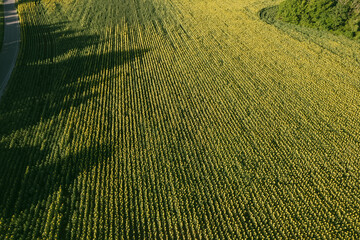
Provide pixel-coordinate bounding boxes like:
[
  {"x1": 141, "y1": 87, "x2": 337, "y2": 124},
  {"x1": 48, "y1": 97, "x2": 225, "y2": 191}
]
[{"x1": 277, "y1": 0, "x2": 360, "y2": 39}]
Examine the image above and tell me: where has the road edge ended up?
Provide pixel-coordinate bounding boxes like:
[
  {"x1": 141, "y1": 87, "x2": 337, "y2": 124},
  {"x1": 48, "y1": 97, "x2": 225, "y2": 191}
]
[{"x1": 0, "y1": 0, "x2": 20, "y2": 100}]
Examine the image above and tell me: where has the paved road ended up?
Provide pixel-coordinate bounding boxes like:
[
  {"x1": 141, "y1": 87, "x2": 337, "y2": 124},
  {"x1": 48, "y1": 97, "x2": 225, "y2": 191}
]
[{"x1": 0, "y1": 0, "x2": 20, "y2": 99}]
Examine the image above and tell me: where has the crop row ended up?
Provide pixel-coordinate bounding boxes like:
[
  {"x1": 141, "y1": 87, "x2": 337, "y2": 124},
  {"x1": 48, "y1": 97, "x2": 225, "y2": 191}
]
[{"x1": 0, "y1": 0, "x2": 360, "y2": 239}]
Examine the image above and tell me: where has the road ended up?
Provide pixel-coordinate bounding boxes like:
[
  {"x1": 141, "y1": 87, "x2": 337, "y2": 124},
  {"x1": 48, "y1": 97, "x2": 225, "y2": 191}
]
[{"x1": 0, "y1": 0, "x2": 20, "y2": 99}]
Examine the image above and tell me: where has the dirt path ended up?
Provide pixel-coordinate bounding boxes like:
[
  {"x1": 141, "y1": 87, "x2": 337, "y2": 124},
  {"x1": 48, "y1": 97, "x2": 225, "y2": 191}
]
[{"x1": 0, "y1": 0, "x2": 20, "y2": 99}]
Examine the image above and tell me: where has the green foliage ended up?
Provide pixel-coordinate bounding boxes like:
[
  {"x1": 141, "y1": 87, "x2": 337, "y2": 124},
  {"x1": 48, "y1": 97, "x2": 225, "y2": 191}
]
[
  {"x1": 277, "y1": 0, "x2": 360, "y2": 39},
  {"x1": 259, "y1": 5, "x2": 279, "y2": 24},
  {"x1": 277, "y1": 0, "x2": 308, "y2": 23},
  {"x1": 1, "y1": 0, "x2": 360, "y2": 239}
]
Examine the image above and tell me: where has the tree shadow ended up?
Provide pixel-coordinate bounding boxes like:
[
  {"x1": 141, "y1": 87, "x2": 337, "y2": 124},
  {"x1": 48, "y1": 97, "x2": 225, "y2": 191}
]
[
  {"x1": 16, "y1": 0, "x2": 41, "y2": 5},
  {"x1": 0, "y1": 22, "x2": 149, "y2": 136},
  {"x1": 0, "y1": 17, "x2": 149, "y2": 238},
  {"x1": 0, "y1": 141, "x2": 112, "y2": 238}
]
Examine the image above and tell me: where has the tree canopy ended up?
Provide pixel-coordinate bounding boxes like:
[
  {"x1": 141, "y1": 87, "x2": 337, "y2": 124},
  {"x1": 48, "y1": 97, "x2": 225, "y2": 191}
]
[{"x1": 277, "y1": 0, "x2": 360, "y2": 38}]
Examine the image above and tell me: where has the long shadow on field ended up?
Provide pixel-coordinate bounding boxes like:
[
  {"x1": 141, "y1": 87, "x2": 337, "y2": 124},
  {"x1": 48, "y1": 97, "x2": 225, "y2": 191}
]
[
  {"x1": 0, "y1": 22, "x2": 149, "y2": 136},
  {"x1": 0, "y1": 141, "x2": 111, "y2": 238},
  {"x1": 0, "y1": 20, "x2": 148, "y2": 238}
]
